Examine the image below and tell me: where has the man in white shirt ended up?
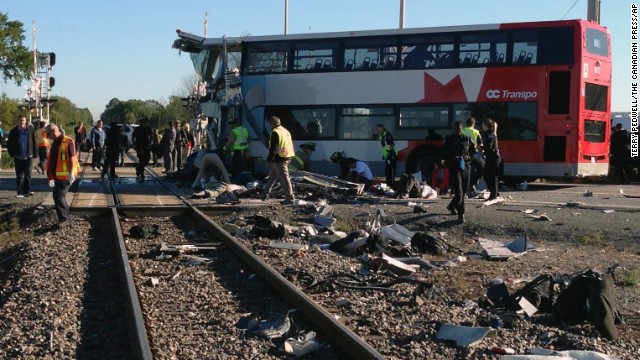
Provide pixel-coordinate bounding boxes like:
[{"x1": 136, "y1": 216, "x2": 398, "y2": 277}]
[{"x1": 346, "y1": 158, "x2": 373, "y2": 187}]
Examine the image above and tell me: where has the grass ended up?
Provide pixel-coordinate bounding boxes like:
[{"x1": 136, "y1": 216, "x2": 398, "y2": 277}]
[
  {"x1": 581, "y1": 229, "x2": 605, "y2": 246},
  {"x1": 620, "y1": 270, "x2": 639, "y2": 287},
  {"x1": 0, "y1": 152, "x2": 14, "y2": 170},
  {"x1": 0, "y1": 216, "x2": 23, "y2": 251},
  {"x1": 334, "y1": 219, "x2": 355, "y2": 233}
]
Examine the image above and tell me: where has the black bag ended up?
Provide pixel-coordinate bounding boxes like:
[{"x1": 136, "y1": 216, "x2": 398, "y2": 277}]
[
  {"x1": 553, "y1": 270, "x2": 621, "y2": 340},
  {"x1": 410, "y1": 232, "x2": 447, "y2": 255},
  {"x1": 398, "y1": 173, "x2": 422, "y2": 198}
]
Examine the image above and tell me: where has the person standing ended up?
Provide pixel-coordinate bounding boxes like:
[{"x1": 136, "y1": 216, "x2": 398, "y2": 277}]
[
  {"x1": 7, "y1": 115, "x2": 38, "y2": 197},
  {"x1": 439, "y1": 121, "x2": 476, "y2": 223},
  {"x1": 35, "y1": 120, "x2": 50, "y2": 174},
  {"x1": 376, "y1": 124, "x2": 397, "y2": 189},
  {"x1": 163, "y1": 121, "x2": 177, "y2": 177},
  {"x1": 151, "y1": 128, "x2": 161, "y2": 167},
  {"x1": 481, "y1": 118, "x2": 501, "y2": 200},
  {"x1": 74, "y1": 122, "x2": 87, "y2": 163},
  {"x1": 173, "y1": 120, "x2": 184, "y2": 171},
  {"x1": 90, "y1": 120, "x2": 106, "y2": 171},
  {"x1": 45, "y1": 123, "x2": 78, "y2": 228},
  {"x1": 0, "y1": 122, "x2": 4, "y2": 170},
  {"x1": 461, "y1": 117, "x2": 484, "y2": 194},
  {"x1": 101, "y1": 123, "x2": 121, "y2": 180},
  {"x1": 223, "y1": 117, "x2": 251, "y2": 176},
  {"x1": 118, "y1": 126, "x2": 128, "y2": 166},
  {"x1": 180, "y1": 122, "x2": 193, "y2": 165},
  {"x1": 610, "y1": 123, "x2": 631, "y2": 184},
  {"x1": 132, "y1": 117, "x2": 153, "y2": 182},
  {"x1": 289, "y1": 142, "x2": 315, "y2": 172},
  {"x1": 261, "y1": 116, "x2": 295, "y2": 205}
]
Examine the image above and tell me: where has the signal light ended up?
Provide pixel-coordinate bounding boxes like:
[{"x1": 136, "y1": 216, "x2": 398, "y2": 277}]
[
  {"x1": 49, "y1": 77, "x2": 55, "y2": 88},
  {"x1": 49, "y1": 53, "x2": 56, "y2": 67}
]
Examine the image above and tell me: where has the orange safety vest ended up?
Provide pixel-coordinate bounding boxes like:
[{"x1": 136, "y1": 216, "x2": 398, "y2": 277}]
[
  {"x1": 271, "y1": 126, "x2": 294, "y2": 158},
  {"x1": 36, "y1": 128, "x2": 49, "y2": 148},
  {"x1": 50, "y1": 136, "x2": 79, "y2": 180}
]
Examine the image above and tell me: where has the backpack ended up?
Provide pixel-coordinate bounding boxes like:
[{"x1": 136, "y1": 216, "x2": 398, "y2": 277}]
[{"x1": 398, "y1": 173, "x2": 422, "y2": 198}]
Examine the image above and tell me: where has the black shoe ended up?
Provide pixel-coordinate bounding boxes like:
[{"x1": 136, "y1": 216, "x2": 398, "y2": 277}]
[
  {"x1": 447, "y1": 204, "x2": 457, "y2": 215},
  {"x1": 25, "y1": 192, "x2": 34, "y2": 197},
  {"x1": 458, "y1": 214, "x2": 465, "y2": 224}
]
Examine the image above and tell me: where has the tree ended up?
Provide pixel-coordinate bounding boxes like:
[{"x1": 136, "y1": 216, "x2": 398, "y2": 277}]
[
  {"x1": 0, "y1": 13, "x2": 32, "y2": 85},
  {"x1": 48, "y1": 96, "x2": 93, "y2": 131},
  {"x1": 0, "y1": 93, "x2": 22, "y2": 129}
]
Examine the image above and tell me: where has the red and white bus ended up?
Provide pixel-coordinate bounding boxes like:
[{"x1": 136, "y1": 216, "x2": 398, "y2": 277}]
[{"x1": 174, "y1": 19, "x2": 611, "y2": 180}]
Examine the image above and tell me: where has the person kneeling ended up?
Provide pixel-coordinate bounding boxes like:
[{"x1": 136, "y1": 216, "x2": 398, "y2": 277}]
[{"x1": 345, "y1": 158, "x2": 373, "y2": 187}]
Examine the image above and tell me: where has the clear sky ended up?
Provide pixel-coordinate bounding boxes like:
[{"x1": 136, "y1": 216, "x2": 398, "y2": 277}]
[{"x1": 0, "y1": 1, "x2": 633, "y2": 119}]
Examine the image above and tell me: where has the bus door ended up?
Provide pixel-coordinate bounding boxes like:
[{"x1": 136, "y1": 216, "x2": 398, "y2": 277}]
[{"x1": 541, "y1": 67, "x2": 576, "y2": 174}]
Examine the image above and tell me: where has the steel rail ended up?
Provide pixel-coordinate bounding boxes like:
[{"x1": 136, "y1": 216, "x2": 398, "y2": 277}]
[
  {"x1": 109, "y1": 207, "x2": 153, "y2": 360},
  {"x1": 187, "y1": 205, "x2": 385, "y2": 360}
]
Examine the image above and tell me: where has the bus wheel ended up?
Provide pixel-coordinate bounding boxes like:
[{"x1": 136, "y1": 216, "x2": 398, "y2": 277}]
[{"x1": 406, "y1": 146, "x2": 438, "y2": 182}]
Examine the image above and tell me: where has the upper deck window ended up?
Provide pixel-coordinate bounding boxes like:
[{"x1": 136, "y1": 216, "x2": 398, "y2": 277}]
[
  {"x1": 293, "y1": 41, "x2": 338, "y2": 72},
  {"x1": 401, "y1": 35, "x2": 454, "y2": 69},
  {"x1": 513, "y1": 27, "x2": 574, "y2": 65},
  {"x1": 344, "y1": 38, "x2": 398, "y2": 71},
  {"x1": 586, "y1": 28, "x2": 608, "y2": 57},
  {"x1": 246, "y1": 42, "x2": 289, "y2": 73},
  {"x1": 459, "y1": 33, "x2": 508, "y2": 65}
]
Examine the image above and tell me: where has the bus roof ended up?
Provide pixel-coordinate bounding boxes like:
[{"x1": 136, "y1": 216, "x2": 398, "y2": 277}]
[{"x1": 174, "y1": 19, "x2": 604, "y2": 53}]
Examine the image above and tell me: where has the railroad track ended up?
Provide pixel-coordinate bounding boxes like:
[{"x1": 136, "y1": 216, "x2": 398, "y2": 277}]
[{"x1": 96, "y1": 152, "x2": 384, "y2": 359}]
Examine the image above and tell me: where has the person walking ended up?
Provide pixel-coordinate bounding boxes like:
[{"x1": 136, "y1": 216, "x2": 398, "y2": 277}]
[
  {"x1": 481, "y1": 118, "x2": 501, "y2": 200},
  {"x1": 74, "y1": 122, "x2": 87, "y2": 163},
  {"x1": 461, "y1": 117, "x2": 484, "y2": 194},
  {"x1": 45, "y1": 124, "x2": 79, "y2": 228},
  {"x1": 163, "y1": 121, "x2": 177, "y2": 177},
  {"x1": 610, "y1": 123, "x2": 631, "y2": 184},
  {"x1": 35, "y1": 120, "x2": 50, "y2": 174},
  {"x1": 289, "y1": 142, "x2": 315, "y2": 172},
  {"x1": 439, "y1": 121, "x2": 476, "y2": 223},
  {"x1": 101, "y1": 123, "x2": 121, "y2": 180},
  {"x1": 376, "y1": 124, "x2": 397, "y2": 189},
  {"x1": 132, "y1": 117, "x2": 153, "y2": 182},
  {"x1": 261, "y1": 116, "x2": 295, "y2": 205},
  {"x1": 7, "y1": 115, "x2": 38, "y2": 197},
  {"x1": 223, "y1": 117, "x2": 251, "y2": 176},
  {"x1": 151, "y1": 128, "x2": 161, "y2": 167},
  {"x1": 90, "y1": 120, "x2": 106, "y2": 171}
]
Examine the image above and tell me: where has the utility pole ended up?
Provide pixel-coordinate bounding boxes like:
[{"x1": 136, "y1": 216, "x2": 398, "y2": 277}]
[
  {"x1": 204, "y1": 12, "x2": 208, "y2": 37},
  {"x1": 587, "y1": 0, "x2": 601, "y2": 24},
  {"x1": 284, "y1": 0, "x2": 289, "y2": 35},
  {"x1": 399, "y1": 0, "x2": 406, "y2": 29}
]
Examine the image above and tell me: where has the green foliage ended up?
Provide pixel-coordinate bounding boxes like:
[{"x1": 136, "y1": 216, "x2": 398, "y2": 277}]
[
  {"x1": 0, "y1": 13, "x2": 32, "y2": 86},
  {"x1": 0, "y1": 92, "x2": 24, "y2": 129},
  {"x1": 100, "y1": 96, "x2": 190, "y2": 130},
  {"x1": 49, "y1": 96, "x2": 93, "y2": 130},
  {"x1": 581, "y1": 229, "x2": 604, "y2": 246},
  {"x1": 620, "y1": 270, "x2": 639, "y2": 287}
]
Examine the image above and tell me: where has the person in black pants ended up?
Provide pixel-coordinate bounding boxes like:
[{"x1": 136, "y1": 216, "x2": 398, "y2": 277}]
[
  {"x1": 132, "y1": 117, "x2": 153, "y2": 182},
  {"x1": 45, "y1": 123, "x2": 77, "y2": 227},
  {"x1": 101, "y1": 123, "x2": 121, "y2": 180},
  {"x1": 610, "y1": 123, "x2": 631, "y2": 184},
  {"x1": 376, "y1": 124, "x2": 397, "y2": 189},
  {"x1": 439, "y1": 121, "x2": 476, "y2": 223},
  {"x1": 481, "y1": 118, "x2": 501, "y2": 200},
  {"x1": 6, "y1": 115, "x2": 37, "y2": 197}
]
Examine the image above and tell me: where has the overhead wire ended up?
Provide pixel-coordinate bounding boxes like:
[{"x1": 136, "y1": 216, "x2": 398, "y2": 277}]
[{"x1": 561, "y1": 0, "x2": 582, "y2": 20}]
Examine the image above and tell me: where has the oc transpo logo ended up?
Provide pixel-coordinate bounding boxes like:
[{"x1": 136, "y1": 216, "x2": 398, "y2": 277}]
[{"x1": 485, "y1": 89, "x2": 538, "y2": 100}]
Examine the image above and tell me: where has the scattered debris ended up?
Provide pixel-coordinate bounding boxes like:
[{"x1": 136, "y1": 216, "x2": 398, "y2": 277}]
[
  {"x1": 526, "y1": 213, "x2": 552, "y2": 221},
  {"x1": 413, "y1": 204, "x2": 428, "y2": 213},
  {"x1": 267, "y1": 242, "x2": 308, "y2": 251},
  {"x1": 130, "y1": 224, "x2": 163, "y2": 239},
  {"x1": 490, "y1": 346, "x2": 515, "y2": 355},
  {"x1": 523, "y1": 209, "x2": 538, "y2": 214},
  {"x1": 372, "y1": 253, "x2": 419, "y2": 276},
  {"x1": 284, "y1": 331, "x2": 324, "y2": 358},
  {"x1": 380, "y1": 223, "x2": 415, "y2": 246},
  {"x1": 411, "y1": 232, "x2": 448, "y2": 255},
  {"x1": 290, "y1": 170, "x2": 365, "y2": 195},
  {"x1": 583, "y1": 189, "x2": 593, "y2": 197},
  {"x1": 620, "y1": 188, "x2": 640, "y2": 198},
  {"x1": 504, "y1": 347, "x2": 618, "y2": 359},
  {"x1": 435, "y1": 323, "x2": 492, "y2": 347},
  {"x1": 478, "y1": 235, "x2": 534, "y2": 260},
  {"x1": 146, "y1": 277, "x2": 160, "y2": 287},
  {"x1": 482, "y1": 197, "x2": 505, "y2": 207},
  {"x1": 565, "y1": 202, "x2": 581, "y2": 207},
  {"x1": 250, "y1": 215, "x2": 286, "y2": 239},
  {"x1": 314, "y1": 205, "x2": 336, "y2": 229},
  {"x1": 603, "y1": 209, "x2": 615, "y2": 214}
]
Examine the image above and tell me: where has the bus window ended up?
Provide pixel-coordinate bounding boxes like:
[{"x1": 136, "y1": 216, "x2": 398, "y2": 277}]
[
  {"x1": 344, "y1": 38, "x2": 398, "y2": 71},
  {"x1": 293, "y1": 42, "x2": 338, "y2": 72},
  {"x1": 548, "y1": 71, "x2": 571, "y2": 114},
  {"x1": 399, "y1": 106, "x2": 449, "y2": 128},
  {"x1": 246, "y1": 42, "x2": 289, "y2": 73},
  {"x1": 453, "y1": 102, "x2": 537, "y2": 140},
  {"x1": 459, "y1": 34, "x2": 507, "y2": 66},
  {"x1": 291, "y1": 108, "x2": 336, "y2": 139},
  {"x1": 401, "y1": 35, "x2": 454, "y2": 69},
  {"x1": 339, "y1": 107, "x2": 394, "y2": 139},
  {"x1": 512, "y1": 30, "x2": 538, "y2": 64},
  {"x1": 586, "y1": 28, "x2": 609, "y2": 57},
  {"x1": 584, "y1": 120, "x2": 606, "y2": 143},
  {"x1": 585, "y1": 83, "x2": 608, "y2": 112}
]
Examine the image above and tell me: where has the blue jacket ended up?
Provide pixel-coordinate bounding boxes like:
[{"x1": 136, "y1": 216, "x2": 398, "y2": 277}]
[{"x1": 91, "y1": 126, "x2": 105, "y2": 147}]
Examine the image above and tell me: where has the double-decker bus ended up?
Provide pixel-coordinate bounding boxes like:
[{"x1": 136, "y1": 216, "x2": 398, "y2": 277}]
[{"x1": 174, "y1": 19, "x2": 611, "y2": 181}]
